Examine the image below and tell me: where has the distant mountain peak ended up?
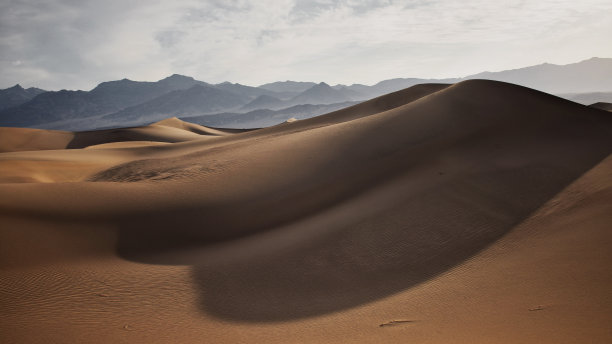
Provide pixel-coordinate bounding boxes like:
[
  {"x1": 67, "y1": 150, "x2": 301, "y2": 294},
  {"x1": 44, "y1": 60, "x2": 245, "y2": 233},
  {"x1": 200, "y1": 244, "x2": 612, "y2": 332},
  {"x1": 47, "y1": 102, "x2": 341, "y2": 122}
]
[
  {"x1": 258, "y1": 80, "x2": 317, "y2": 94},
  {"x1": 290, "y1": 81, "x2": 351, "y2": 105},
  {"x1": 464, "y1": 56, "x2": 612, "y2": 93},
  {"x1": 9, "y1": 84, "x2": 24, "y2": 90},
  {"x1": 93, "y1": 78, "x2": 137, "y2": 90},
  {"x1": 161, "y1": 74, "x2": 195, "y2": 82},
  {"x1": 581, "y1": 56, "x2": 612, "y2": 63}
]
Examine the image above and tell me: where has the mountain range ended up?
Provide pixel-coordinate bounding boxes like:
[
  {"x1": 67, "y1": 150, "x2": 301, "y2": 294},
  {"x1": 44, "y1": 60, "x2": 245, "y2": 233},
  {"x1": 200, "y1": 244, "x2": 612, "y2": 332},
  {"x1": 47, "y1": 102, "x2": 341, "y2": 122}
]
[
  {"x1": 1, "y1": 57, "x2": 611, "y2": 130},
  {"x1": 0, "y1": 84, "x2": 46, "y2": 111}
]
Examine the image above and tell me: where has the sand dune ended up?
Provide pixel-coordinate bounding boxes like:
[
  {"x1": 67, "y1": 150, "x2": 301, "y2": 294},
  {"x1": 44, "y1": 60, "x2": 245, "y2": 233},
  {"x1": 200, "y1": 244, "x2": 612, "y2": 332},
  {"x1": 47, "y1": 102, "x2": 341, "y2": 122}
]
[
  {"x1": 0, "y1": 120, "x2": 234, "y2": 183},
  {"x1": 153, "y1": 117, "x2": 250, "y2": 136},
  {"x1": 1, "y1": 80, "x2": 611, "y2": 343},
  {"x1": 67, "y1": 122, "x2": 212, "y2": 149},
  {"x1": 0, "y1": 119, "x2": 232, "y2": 154},
  {"x1": 0, "y1": 127, "x2": 74, "y2": 152}
]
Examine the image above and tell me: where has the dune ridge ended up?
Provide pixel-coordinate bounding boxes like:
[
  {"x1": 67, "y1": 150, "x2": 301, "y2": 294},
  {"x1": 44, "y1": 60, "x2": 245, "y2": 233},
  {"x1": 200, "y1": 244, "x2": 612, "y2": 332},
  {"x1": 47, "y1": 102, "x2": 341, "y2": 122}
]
[
  {"x1": 590, "y1": 102, "x2": 612, "y2": 111},
  {"x1": 1, "y1": 80, "x2": 611, "y2": 343}
]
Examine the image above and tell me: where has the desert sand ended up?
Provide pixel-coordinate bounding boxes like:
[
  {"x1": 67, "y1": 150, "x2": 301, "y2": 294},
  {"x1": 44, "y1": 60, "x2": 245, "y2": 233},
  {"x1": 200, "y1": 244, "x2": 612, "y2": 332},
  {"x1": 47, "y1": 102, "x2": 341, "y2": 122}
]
[{"x1": 1, "y1": 80, "x2": 611, "y2": 343}]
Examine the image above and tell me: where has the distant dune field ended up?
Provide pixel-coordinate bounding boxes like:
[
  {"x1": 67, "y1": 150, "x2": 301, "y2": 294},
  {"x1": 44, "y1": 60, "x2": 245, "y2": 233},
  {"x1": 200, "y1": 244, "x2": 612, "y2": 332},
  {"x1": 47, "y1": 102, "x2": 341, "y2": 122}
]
[{"x1": 1, "y1": 80, "x2": 611, "y2": 343}]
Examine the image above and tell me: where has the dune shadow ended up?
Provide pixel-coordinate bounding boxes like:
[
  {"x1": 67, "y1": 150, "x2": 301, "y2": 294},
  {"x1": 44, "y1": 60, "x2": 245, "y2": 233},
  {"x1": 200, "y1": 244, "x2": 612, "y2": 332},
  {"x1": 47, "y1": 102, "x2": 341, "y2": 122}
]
[
  {"x1": 67, "y1": 124, "x2": 257, "y2": 149},
  {"x1": 111, "y1": 149, "x2": 611, "y2": 322},
  {"x1": 185, "y1": 164, "x2": 605, "y2": 321},
  {"x1": 110, "y1": 84, "x2": 612, "y2": 322},
  {"x1": 67, "y1": 128, "x2": 143, "y2": 149}
]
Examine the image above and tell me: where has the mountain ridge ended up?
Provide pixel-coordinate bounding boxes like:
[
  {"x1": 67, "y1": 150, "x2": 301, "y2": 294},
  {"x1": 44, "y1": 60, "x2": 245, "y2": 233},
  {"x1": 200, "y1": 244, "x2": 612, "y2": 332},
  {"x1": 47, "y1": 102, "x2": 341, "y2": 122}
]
[{"x1": 2, "y1": 57, "x2": 612, "y2": 130}]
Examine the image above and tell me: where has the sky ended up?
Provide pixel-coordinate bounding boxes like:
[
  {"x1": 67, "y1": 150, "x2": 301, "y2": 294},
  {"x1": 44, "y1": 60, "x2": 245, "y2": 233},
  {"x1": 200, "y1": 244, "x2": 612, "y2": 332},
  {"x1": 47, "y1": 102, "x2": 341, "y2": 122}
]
[{"x1": 1, "y1": 0, "x2": 612, "y2": 91}]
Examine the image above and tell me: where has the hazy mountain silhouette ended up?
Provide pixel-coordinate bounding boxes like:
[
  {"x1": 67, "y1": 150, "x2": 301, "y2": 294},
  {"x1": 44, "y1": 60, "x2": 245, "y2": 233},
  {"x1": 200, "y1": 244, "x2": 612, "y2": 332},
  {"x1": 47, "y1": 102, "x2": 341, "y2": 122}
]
[
  {"x1": 214, "y1": 82, "x2": 278, "y2": 99},
  {"x1": 467, "y1": 57, "x2": 612, "y2": 93},
  {"x1": 89, "y1": 74, "x2": 209, "y2": 109},
  {"x1": 560, "y1": 91, "x2": 612, "y2": 105},
  {"x1": 0, "y1": 89, "x2": 102, "y2": 127},
  {"x1": 0, "y1": 74, "x2": 207, "y2": 127},
  {"x1": 258, "y1": 81, "x2": 317, "y2": 98},
  {"x1": 2, "y1": 57, "x2": 611, "y2": 130},
  {"x1": 102, "y1": 84, "x2": 251, "y2": 126},
  {"x1": 0, "y1": 84, "x2": 46, "y2": 111},
  {"x1": 240, "y1": 95, "x2": 286, "y2": 111},
  {"x1": 183, "y1": 101, "x2": 358, "y2": 129},
  {"x1": 290, "y1": 82, "x2": 354, "y2": 105},
  {"x1": 271, "y1": 57, "x2": 612, "y2": 100},
  {"x1": 332, "y1": 85, "x2": 368, "y2": 100}
]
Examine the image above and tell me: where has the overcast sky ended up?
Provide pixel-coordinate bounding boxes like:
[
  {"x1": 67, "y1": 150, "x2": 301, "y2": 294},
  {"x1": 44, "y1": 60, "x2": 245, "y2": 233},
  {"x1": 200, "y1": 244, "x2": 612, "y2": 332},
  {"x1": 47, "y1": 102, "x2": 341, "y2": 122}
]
[{"x1": 1, "y1": 0, "x2": 612, "y2": 90}]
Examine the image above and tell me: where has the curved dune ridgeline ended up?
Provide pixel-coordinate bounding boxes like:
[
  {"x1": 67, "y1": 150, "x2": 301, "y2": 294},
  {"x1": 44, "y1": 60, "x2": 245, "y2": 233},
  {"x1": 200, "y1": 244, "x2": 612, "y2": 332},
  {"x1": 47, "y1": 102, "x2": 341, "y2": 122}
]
[
  {"x1": 590, "y1": 102, "x2": 612, "y2": 111},
  {"x1": 1, "y1": 80, "x2": 611, "y2": 343}
]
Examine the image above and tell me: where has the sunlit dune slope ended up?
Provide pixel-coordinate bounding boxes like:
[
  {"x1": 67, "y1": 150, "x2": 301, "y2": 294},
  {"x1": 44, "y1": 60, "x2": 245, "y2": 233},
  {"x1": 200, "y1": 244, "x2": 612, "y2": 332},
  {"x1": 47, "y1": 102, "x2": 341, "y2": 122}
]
[{"x1": 0, "y1": 127, "x2": 73, "y2": 152}]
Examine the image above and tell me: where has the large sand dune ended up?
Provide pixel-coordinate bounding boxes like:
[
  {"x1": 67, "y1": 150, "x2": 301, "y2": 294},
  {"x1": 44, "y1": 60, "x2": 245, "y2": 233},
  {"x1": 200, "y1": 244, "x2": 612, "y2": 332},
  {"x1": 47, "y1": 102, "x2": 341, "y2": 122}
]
[{"x1": 1, "y1": 80, "x2": 611, "y2": 343}]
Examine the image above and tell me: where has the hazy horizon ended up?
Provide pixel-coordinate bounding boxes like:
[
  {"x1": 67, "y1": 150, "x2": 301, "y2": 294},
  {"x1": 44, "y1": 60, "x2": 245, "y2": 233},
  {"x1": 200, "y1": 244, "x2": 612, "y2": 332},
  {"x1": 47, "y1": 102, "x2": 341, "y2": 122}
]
[
  {"x1": 3, "y1": 56, "x2": 612, "y2": 93},
  {"x1": 2, "y1": 0, "x2": 612, "y2": 91}
]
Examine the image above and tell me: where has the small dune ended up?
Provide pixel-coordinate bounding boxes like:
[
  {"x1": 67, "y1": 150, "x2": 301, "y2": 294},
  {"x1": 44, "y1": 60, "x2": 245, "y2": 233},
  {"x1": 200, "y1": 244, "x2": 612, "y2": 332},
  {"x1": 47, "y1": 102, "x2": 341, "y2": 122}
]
[{"x1": 0, "y1": 127, "x2": 74, "y2": 152}]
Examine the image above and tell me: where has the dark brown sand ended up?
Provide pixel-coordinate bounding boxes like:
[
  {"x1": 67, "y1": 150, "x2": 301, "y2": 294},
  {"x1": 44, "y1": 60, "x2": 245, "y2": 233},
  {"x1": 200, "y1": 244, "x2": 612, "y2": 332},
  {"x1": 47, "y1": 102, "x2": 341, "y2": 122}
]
[{"x1": 1, "y1": 80, "x2": 611, "y2": 343}]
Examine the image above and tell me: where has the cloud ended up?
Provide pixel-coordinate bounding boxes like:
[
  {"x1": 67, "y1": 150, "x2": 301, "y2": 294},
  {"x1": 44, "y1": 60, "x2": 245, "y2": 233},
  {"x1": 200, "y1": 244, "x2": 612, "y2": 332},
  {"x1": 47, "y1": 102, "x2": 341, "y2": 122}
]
[
  {"x1": 289, "y1": 0, "x2": 394, "y2": 20},
  {"x1": 1, "y1": 0, "x2": 612, "y2": 90},
  {"x1": 0, "y1": 0, "x2": 190, "y2": 89}
]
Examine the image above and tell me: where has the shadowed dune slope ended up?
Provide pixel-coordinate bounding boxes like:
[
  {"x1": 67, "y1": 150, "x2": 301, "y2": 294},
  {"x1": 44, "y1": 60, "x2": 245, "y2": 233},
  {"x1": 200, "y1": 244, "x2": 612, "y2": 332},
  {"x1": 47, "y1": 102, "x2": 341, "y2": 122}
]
[
  {"x1": 153, "y1": 117, "x2": 253, "y2": 136},
  {"x1": 67, "y1": 124, "x2": 209, "y2": 149},
  {"x1": 0, "y1": 80, "x2": 611, "y2": 343}
]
